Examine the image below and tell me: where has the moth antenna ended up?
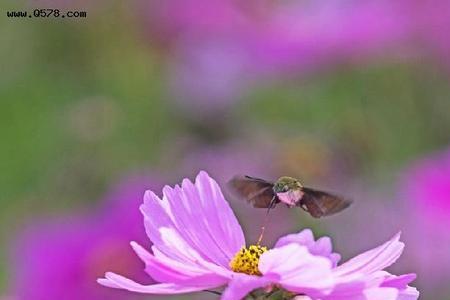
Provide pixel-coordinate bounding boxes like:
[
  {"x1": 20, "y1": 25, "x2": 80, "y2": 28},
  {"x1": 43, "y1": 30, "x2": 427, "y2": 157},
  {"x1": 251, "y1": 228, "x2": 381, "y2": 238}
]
[{"x1": 256, "y1": 196, "x2": 276, "y2": 245}]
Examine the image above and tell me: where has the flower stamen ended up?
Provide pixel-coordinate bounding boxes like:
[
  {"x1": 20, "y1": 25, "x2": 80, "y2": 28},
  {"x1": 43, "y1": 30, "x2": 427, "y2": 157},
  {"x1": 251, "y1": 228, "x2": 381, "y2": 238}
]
[{"x1": 229, "y1": 245, "x2": 267, "y2": 275}]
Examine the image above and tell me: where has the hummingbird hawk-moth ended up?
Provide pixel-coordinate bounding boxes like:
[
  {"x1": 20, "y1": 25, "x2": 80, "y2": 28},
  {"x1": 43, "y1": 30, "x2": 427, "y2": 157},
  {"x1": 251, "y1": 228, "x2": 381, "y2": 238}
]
[{"x1": 228, "y1": 175, "x2": 352, "y2": 218}]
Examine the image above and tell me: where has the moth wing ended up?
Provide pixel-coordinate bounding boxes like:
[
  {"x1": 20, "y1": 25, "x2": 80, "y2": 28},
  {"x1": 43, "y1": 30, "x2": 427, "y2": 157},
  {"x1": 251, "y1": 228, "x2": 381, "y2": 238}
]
[
  {"x1": 227, "y1": 175, "x2": 278, "y2": 208},
  {"x1": 299, "y1": 187, "x2": 352, "y2": 218}
]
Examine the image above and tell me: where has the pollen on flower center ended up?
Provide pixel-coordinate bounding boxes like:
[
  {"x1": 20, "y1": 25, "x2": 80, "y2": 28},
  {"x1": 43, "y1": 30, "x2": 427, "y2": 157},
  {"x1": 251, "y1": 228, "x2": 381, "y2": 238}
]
[{"x1": 229, "y1": 245, "x2": 267, "y2": 275}]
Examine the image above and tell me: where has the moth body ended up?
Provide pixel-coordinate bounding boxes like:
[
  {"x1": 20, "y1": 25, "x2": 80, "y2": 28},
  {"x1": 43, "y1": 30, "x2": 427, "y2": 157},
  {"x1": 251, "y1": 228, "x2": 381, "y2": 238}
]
[
  {"x1": 276, "y1": 189, "x2": 304, "y2": 207},
  {"x1": 272, "y1": 176, "x2": 304, "y2": 206}
]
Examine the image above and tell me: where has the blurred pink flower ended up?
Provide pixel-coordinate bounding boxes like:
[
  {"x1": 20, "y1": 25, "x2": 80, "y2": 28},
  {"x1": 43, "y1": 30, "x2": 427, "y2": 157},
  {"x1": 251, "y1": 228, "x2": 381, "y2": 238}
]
[
  {"x1": 405, "y1": 1, "x2": 450, "y2": 68},
  {"x1": 399, "y1": 147, "x2": 450, "y2": 296},
  {"x1": 99, "y1": 171, "x2": 418, "y2": 299},
  {"x1": 140, "y1": 0, "x2": 412, "y2": 116},
  {"x1": 401, "y1": 148, "x2": 450, "y2": 224},
  {"x1": 142, "y1": 0, "x2": 450, "y2": 117},
  {"x1": 168, "y1": 39, "x2": 252, "y2": 115},
  {"x1": 11, "y1": 175, "x2": 163, "y2": 300}
]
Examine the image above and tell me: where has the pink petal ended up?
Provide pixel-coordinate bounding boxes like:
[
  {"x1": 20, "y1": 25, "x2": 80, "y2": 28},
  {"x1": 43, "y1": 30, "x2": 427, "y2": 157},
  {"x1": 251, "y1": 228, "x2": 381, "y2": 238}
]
[
  {"x1": 141, "y1": 190, "x2": 187, "y2": 261},
  {"x1": 139, "y1": 200, "x2": 211, "y2": 266},
  {"x1": 138, "y1": 224, "x2": 233, "y2": 278},
  {"x1": 165, "y1": 182, "x2": 230, "y2": 266},
  {"x1": 322, "y1": 286, "x2": 399, "y2": 300},
  {"x1": 334, "y1": 232, "x2": 404, "y2": 276},
  {"x1": 259, "y1": 243, "x2": 334, "y2": 297},
  {"x1": 221, "y1": 273, "x2": 272, "y2": 300},
  {"x1": 196, "y1": 171, "x2": 245, "y2": 251},
  {"x1": 324, "y1": 271, "x2": 415, "y2": 299},
  {"x1": 97, "y1": 278, "x2": 120, "y2": 289},
  {"x1": 275, "y1": 229, "x2": 315, "y2": 248},
  {"x1": 130, "y1": 241, "x2": 228, "y2": 285},
  {"x1": 321, "y1": 281, "x2": 366, "y2": 299},
  {"x1": 397, "y1": 286, "x2": 420, "y2": 300},
  {"x1": 381, "y1": 274, "x2": 419, "y2": 300},
  {"x1": 98, "y1": 272, "x2": 218, "y2": 294},
  {"x1": 141, "y1": 190, "x2": 229, "y2": 271},
  {"x1": 275, "y1": 229, "x2": 341, "y2": 266},
  {"x1": 151, "y1": 245, "x2": 233, "y2": 279},
  {"x1": 363, "y1": 287, "x2": 399, "y2": 300},
  {"x1": 141, "y1": 171, "x2": 244, "y2": 269},
  {"x1": 381, "y1": 273, "x2": 416, "y2": 289}
]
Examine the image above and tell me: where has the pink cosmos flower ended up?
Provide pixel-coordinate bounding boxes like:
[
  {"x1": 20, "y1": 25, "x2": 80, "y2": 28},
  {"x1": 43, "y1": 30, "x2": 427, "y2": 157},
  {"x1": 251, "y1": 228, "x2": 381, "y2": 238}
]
[
  {"x1": 398, "y1": 147, "x2": 450, "y2": 297},
  {"x1": 400, "y1": 148, "x2": 450, "y2": 224},
  {"x1": 98, "y1": 171, "x2": 418, "y2": 299},
  {"x1": 11, "y1": 175, "x2": 162, "y2": 300}
]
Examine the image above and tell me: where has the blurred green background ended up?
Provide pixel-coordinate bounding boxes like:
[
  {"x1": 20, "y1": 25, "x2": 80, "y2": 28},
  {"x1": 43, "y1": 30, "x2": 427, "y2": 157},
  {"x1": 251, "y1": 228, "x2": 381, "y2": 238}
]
[{"x1": 1, "y1": 1, "x2": 450, "y2": 299}]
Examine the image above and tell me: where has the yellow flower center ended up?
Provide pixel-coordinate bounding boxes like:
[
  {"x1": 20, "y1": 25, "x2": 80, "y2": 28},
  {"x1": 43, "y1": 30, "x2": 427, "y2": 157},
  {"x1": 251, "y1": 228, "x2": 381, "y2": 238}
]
[{"x1": 229, "y1": 245, "x2": 267, "y2": 275}]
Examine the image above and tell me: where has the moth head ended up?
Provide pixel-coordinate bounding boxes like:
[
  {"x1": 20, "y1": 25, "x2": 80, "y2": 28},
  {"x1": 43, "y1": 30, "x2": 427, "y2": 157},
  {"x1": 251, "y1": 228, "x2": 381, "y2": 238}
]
[{"x1": 273, "y1": 176, "x2": 302, "y2": 193}]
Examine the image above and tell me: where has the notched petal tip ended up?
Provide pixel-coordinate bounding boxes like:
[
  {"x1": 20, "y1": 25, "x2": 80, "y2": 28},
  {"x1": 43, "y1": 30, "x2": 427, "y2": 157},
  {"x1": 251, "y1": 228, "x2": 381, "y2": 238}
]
[
  {"x1": 97, "y1": 277, "x2": 120, "y2": 288},
  {"x1": 392, "y1": 231, "x2": 402, "y2": 241},
  {"x1": 181, "y1": 177, "x2": 194, "y2": 187},
  {"x1": 130, "y1": 241, "x2": 152, "y2": 262},
  {"x1": 162, "y1": 185, "x2": 175, "y2": 197},
  {"x1": 196, "y1": 170, "x2": 220, "y2": 187},
  {"x1": 406, "y1": 273, "x2": 417, "y2": 282},
  {"x1": 382, "y1": 273, "x2": 417, "y2": 289},
  {"x1": 143, "y1": 190, "x2": 162, "y2": 207},
  {"x1": 197, "y1": 170, "x2": 210, "y2": 178}
]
